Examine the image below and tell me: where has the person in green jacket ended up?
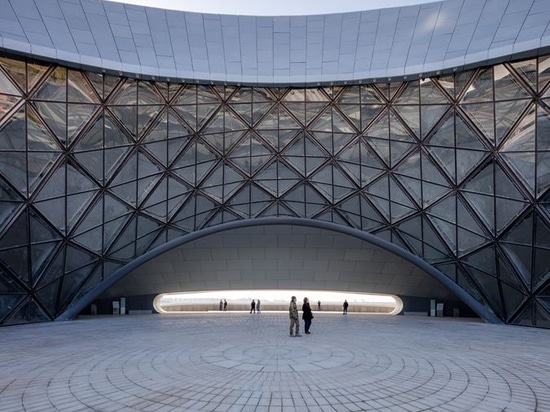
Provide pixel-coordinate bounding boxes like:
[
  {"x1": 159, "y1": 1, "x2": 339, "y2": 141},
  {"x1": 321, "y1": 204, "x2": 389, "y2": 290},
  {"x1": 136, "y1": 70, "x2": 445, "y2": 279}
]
[{"x1": 289, "y1": 296, "x2": 301, "y2": 337}]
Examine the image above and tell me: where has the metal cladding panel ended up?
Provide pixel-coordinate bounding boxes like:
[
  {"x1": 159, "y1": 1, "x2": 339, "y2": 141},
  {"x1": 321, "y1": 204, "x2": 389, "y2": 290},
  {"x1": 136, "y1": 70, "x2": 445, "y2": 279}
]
[{"x1": 0, "y1": 0, "x2": 550, "y2": 85}]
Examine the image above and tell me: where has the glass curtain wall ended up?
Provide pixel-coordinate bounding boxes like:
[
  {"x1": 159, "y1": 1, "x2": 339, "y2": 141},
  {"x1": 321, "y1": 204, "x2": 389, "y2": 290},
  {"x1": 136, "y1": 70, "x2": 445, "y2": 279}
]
[{"x1": 1, "y1": 54, "x2": 550, "y2": 327}]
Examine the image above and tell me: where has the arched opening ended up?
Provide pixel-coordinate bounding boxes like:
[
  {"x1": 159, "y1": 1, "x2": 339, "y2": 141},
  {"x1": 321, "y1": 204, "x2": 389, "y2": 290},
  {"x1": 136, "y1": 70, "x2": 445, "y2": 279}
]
[{"x1": 154, "y1": 290, "x2": 404, "y2": 315}]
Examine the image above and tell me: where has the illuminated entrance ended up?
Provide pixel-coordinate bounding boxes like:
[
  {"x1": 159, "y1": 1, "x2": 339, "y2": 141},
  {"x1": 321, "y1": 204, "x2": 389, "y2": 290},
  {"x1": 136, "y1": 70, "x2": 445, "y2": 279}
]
[{"x1": 154, "y1": 290, "x2": 403, "y2": 314}]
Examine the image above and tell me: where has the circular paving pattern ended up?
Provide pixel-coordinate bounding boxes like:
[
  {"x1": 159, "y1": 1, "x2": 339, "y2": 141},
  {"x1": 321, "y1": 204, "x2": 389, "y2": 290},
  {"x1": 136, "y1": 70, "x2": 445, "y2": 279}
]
[{"x1": 1, "y1": 313, "x2": 550, "y2": 411}]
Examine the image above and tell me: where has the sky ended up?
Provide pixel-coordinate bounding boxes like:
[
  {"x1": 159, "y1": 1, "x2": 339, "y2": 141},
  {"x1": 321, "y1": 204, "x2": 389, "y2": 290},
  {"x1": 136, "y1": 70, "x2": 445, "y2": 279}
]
[{"x1": 106, "y1": 0, "x2": 442, "y2": 16}]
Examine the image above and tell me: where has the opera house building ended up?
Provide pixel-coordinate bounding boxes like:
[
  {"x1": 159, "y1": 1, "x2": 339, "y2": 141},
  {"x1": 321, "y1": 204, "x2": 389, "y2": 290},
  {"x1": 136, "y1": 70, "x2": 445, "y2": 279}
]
[{"x1": 2, "y1": 0, "x2": 550, "y2": 328}]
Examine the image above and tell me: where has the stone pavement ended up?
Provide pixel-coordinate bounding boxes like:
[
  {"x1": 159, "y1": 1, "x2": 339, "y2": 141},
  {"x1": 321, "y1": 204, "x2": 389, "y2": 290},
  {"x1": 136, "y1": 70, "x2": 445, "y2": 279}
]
[{"x1": 1, "y1": 312, "x2": 550, "y2": 412}]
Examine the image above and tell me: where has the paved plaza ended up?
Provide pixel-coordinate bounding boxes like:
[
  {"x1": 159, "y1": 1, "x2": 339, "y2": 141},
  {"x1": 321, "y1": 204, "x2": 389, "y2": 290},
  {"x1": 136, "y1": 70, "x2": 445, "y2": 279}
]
[{"x1": 1, "y1": 312, "x2": 550, "y2": 412}]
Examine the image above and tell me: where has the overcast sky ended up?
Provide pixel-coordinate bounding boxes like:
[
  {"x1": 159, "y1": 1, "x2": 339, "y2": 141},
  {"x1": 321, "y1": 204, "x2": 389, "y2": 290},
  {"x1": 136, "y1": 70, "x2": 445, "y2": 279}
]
[{"x1": 106, "y1": 0, "x2": 442, "y2": 16}]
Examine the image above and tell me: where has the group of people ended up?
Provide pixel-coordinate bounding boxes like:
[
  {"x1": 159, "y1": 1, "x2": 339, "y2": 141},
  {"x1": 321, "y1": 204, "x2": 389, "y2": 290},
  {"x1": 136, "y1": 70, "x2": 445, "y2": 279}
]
[
  {"x1": 289, "y1": 297, "x2": 350, "y2": 336},
  {"x1": 288, "y1": 296, "x2": 314, "y2": 336},
  {"x1": 250, "y1": 299, "x2": 261, "y2": 313},
  {"x1": 218, "y1": 299, "x2": 227, "y2": 311}
]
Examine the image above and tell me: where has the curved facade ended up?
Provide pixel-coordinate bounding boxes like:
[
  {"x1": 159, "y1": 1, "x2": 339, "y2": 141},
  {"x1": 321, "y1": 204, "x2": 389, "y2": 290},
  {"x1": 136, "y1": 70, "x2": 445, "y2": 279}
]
[{"x1": 1, "y1": 0, "x2": 550, "y2": 327}]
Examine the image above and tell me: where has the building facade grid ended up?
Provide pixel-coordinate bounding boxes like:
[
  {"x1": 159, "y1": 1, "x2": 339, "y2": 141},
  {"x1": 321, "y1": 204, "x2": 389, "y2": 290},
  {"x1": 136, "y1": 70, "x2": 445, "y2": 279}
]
[{"x1": 1, "y1": 53, "x2": 550, "y2": 327}]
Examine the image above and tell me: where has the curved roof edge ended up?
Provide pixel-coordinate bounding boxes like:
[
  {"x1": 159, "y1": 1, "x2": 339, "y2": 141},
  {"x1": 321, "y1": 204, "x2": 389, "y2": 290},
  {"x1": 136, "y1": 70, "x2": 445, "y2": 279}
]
[{"x1": 1, "y1": 0, "x2": 550, "y2": 86}]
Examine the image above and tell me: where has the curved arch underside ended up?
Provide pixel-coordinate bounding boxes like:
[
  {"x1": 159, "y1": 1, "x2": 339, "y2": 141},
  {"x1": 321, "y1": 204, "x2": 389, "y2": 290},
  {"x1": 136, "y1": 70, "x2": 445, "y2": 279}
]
[{"x1": 57, "y1": 218, "x2": 501, "y2": 324}]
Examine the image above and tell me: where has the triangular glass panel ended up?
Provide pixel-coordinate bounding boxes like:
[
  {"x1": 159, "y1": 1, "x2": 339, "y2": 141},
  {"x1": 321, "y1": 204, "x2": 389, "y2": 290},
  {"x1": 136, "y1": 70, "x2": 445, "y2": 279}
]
[
  {"x1": 137, "y1": 105, "x2": 163, "y2": 137},
  {"x1": 255, "y1": 108, "x2": 278, "y2": 132},
  {"x1": 389, "y1": 177, "x2": 417, "y2": 220},
  {"x1": 35, "y1": 279, "x2": 62, "y2": 318},
  {"x1": 509, "y1": 59, "x2": 537, "y2": 92},
  {"x1": 420, "y1": 78, "x2": 450, "y2": 104},
  {"x1": 68, "y1": 70, "x2": 99, "y2": 103},
  {"x1": 501, "y1": 246, "x2": 533, "y2": 287},
  {"x1": 302, "y1": 102, "x2": 327, "y2": 126},
  {"x1": 364, "y1": 112, "x2": 390, "y2": 166},
  {"x1": 461, "y1": 102, "x2": 494, "y2": 144},
  {"x1": 494, "y1": 64, "x2": 531, "y2": 101},
  {"x1": 67, "y1": 191, "x2": 97, "y2": 231},
  {"x1": 336, "y1": 104, "x2": 360, "y2": 130},
  {"x1": 137, "y1": 81, "x2": 164, "y2": 105},
  {"x1": 0, "y1": 57, "x2": 27, "y2": 93},
  {"x1": 174, "y1": 85, "x2": 197, "y2": 105},
  {"x1": 225, "y1": 184, "x2": 252, "y2": 218},
  {"x1": 0, "y1": 179, "x2": 23, "y2": 229},
  {"x1": 4, "y1": 298, "x2": 51, "y2": 325},
  {"x1": 497, "y1": 251, "x2": 527, "y2": 292},
  {"x1": 495, "y1": 100, "x2": 532, "y2": 146},
  {"x1": 395, "y1": 215, "x2": 423, "y2": 255},
  {"x1": 0, "y1": 151, "x2": 27, "y2": 194},
  {"x1": 0, "y1": 246, "x2": 29, "y2": 283},
  {"x1": 421, "y1": 217, "x2": 452, "y2": 261},
  {"x1": 463, "y1": 244, "x2": 497, "y2": 274},
  {"x1": 34, "y1": 198, "x2": 66, "y2": 232},
  {"x1": 357, "y1": 195, "x2": 386, "y2": 231},
  {"x1": 224, "y1": 108, "x2": 248, "y2": 134},
  {"x1": 67, "y1": 103, "x2": 98, "y2": 146},
  {"x1": 426, "y1": 202, "x2": 457, "y2": 253},
  {"x1": 278, "y1": 106, "x2": 302, "y2": 134},
  {"x1": 534, "y1": 301, "x2": 550, "y2": 328},
  {"x1": 231, "y1": 103, "x2": 253, "y2": 125},
  {"x1": 34, "y1": 66, "x2": 66, "y2": 101},
  {"x1": 394, "y1": 81, "x2": 419, "y2": 105},
  {"x1": 109, "y1": 105, "x2": 137, "y2": 139},
  {"x1": 104, "y1": 215, "x2": 134, "y2": 252},
  {"x1": 195, "y1": 194, "x2": 220, "y2": 229},
  {"x1": 28, "y1": 151, "x2": 59, "y2": 195},
  {"x1": 59, "y1": 264, "x2": 95, "y2": 308},
  {"x1": 110, "y1": 78, "x2": 137, "y2": 105},
  {"x1": 469, "y1": 268, "x2": 504, "y2": 318},
  {"x1": 251, "y1": 102, "x2": 273, "y2": 125},
  {"x1": 172, "y1": 104, "x2": 197, "y2": 131},
  {"x1": 500, "y1": 151, "x2": 535, "y2": 195},
  {"x1": 365, "y1": 175, "x2": 391, "y2": 220},
  {"x1": 0, "y1": 94, "x2": 22, "y2": 123},
  {"x1": 360, "y1": 85, "x2": 383, "y2": 103},
  {"x1": 0, "y1": 107, "x2": 27, "y2": 151},
  {"x1": 536, "y1": 105, "x2": 550, "y2": 150},
  {"x1": 392, "y1": 106, "x2": 419, "y2": 139},
  {"x1": 420, "y1": 105, "x2": 449, "y2": 138},
  {"x1": 198, "y1": 85, "x2": 222, "y2": 103},
  {"x1": 508, "y1": 302, "x2": 534, "y2": 326},
  {"x1": 533, "y1": 247, "x2": 550, "y2": 291},
  {"x1": 460, "y1": 68, "x2": 493, "y2": 103},
  {"x1": 536, "y1": 150, "x2": 550, "y2": 198},
  {"x1": 360, "y1": 104, "x2": 384, "y2": 131},
  {"x1": 331, "y1": 108, "x2": 356, "y2": 134},
  {"x1": 91, "y1": 73, "x2": 120, "y2": 101},
  {"x1": 336, "y1": 139, "x2": 361, "y2": 185},
  {"x1": 73, "y1": 113, "x2": 103, "y2": 152},
  {"x1": 0, "y1": 68, "x2": 22, "y2": 96},
  {"x1": 456, "y1": 199, "x2": 490, "y2": 255},
  {"x1": 27, "y1": 103, "x2": 62, "y2": 151},
  {"x1": 539, "y1": 56, "x2": 550, "y2": 94},
  {"x1": 228, "y1": 132, "x2": 273, "y2": 176}
]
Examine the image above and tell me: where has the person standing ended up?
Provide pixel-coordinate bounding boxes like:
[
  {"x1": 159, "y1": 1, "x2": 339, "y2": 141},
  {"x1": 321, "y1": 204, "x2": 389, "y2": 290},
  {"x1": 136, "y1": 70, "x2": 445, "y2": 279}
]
[
  {"x1": 317, "y1": 300, "x2": 321, "y2": 311},
  {"x1": 343, "y1": 299, "x2": 349, "y2": 315},
  {"x1": 219, "y1": 300, "x2": 223, "y2": 311},
  {"x1": 250, "y1": 299, "x2": 256, "y2": 314},
  {"x1": 256, "y1": 299, "x2": 261, "y2": 313},
  {"x1": 289, "y1": 296, "x2": 301, "y2": 337},
  {"x1": 302, "y1": 297, "x2": 313, "y2": 334},
  {"x1": 223, "y1": 299, "x2": 227, "y2": 311}
]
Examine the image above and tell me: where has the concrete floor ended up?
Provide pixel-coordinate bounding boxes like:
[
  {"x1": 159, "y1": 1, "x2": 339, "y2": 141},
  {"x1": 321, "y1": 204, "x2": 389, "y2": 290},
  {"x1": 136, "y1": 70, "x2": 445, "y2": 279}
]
[{"x1": 1, "y1": 312, "x2": 549, "y2": 412}]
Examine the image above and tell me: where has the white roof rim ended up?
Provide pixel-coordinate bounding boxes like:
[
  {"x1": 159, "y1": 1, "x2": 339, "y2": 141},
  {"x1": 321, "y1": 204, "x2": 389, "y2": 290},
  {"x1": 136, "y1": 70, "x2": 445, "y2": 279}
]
[{"x1": 105, "y1": 0, "x2": 443, "y2": 16}]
